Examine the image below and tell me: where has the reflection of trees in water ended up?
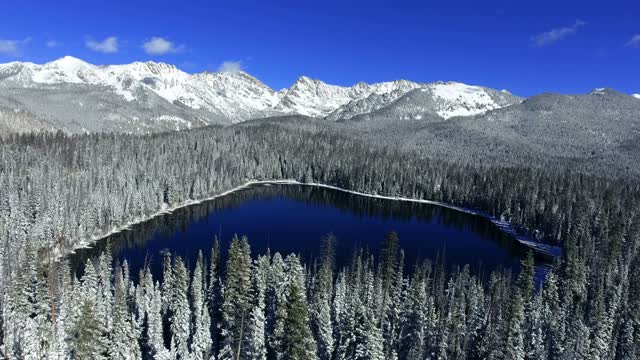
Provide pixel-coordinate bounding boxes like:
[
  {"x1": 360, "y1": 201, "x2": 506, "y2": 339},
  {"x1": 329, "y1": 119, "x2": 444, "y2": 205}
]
[{"x1": 69, "y1": 184, "x2": 525, "y2": 272}]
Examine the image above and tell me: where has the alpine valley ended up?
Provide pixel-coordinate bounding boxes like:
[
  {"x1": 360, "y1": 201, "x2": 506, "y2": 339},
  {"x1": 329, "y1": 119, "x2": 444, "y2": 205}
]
[{"x1": 2, "y1": 55, "x2": 640, "y2": 360}]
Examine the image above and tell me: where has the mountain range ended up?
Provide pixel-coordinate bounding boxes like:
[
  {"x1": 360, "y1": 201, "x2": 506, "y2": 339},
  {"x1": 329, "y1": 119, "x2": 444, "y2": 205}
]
[
  {"x1": 1, "y1": 56, "x2": 639, "y2": 175},
  {"x1": 0, "y1": 56, "x2": 525, "y2": 134},
  {"x1": 239, "y1": 87, "x2": 640, "y2": 176}
]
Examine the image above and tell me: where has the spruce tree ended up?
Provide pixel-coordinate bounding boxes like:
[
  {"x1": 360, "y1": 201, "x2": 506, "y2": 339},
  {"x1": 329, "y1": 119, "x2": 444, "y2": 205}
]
[
  {"x1": 517, "y1": 251, "x2": 535, "y2": 302},
  {"x1": 71, "y1": 298, "x2": 109, "y2": 360},
  {"x1": 312, "y1": 234, "x2": 336, "y2": 360},
  {"x1": 505, "y1": 290, "x2": 525, "y2": 360},
  {"x1": 110, "y1": 266, "x2": 142, "y2": 360},
  {"x1": 207, "y1": 237, "x2": 224, "y2": 357},
  {"x1": 170, "y1": 256, "x2": 191, "y2": 359},
  {"x1": 267, "y1": 252, "x2": 288, "y2": 360},
  {"x1": 282, "y1": 255, "x2": 318, "y2": 360},
  {"x1": 190, "y1": 251, "x2": 212, "y2": 359},
  {"x1": 70, "y1": 260, "x2": 109, "y2": 360},
  {"x1": 219, "y1": 235, "x2": 254, "y2": 360},
  {"x1": 247, "y1": 253, "x2": 269, "y2": 360}
]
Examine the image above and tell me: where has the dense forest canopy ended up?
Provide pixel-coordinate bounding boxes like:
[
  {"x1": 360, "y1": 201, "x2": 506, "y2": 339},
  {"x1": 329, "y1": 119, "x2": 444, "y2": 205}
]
[{"x1": 0, "y1": 120, "x2": 639, "y2": 359}]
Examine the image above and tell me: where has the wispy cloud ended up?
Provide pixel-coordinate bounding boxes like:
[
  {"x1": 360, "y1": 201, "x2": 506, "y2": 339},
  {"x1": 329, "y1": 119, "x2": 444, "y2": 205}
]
[
  {"x1": 0, "y1": 37, "x2": 31, "y2": 57},
  {"x1": 142, "y1": 37, "x2": 184, "y2": 55},
  {"x1": 86, "y1": 36, "x2": 119, "y2": 53},
  {"x1": 626, "y1": 34, "x2": 640, "y2": 47},
  {"x1": 0, "y1": 40, "x2": 20, "y2": 56},
  {"x1": 217, "y1": 60, "x2": 244, "y2": 73},
  {"x1": 531, "y1": 20, "x2": 586, "y2": 47},
  {"x1": 46, "y1": 40, "x2": 62, "y2": 48}
]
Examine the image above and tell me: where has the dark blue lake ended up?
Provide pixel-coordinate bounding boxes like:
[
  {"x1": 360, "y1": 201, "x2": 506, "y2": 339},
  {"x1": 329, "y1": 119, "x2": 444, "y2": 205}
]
[{"x1": 69, "y1": 183, "x2": 531, "y2": 278}]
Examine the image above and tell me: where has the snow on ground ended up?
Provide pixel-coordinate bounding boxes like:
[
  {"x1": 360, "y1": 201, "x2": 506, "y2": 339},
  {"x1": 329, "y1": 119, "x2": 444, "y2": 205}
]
[
  {"x1": 633, "y1": 94, "x2": 640, "y2": 99},
  {"x1": 1, "y1": 57, "x2": 519, "y2": 123},
  {"x1": 429, "y1": 82, "x2": 501, "y2": 119}
]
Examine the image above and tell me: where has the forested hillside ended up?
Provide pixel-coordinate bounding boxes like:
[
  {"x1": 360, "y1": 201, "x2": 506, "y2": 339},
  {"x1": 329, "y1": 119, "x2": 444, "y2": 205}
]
[{"x1": 1, "y1": 121, "x2": 639, "y2": 358}]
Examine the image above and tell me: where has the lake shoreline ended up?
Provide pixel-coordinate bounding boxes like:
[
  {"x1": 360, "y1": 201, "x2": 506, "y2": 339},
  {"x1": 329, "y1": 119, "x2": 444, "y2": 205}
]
[{"x1": 67, "y1": 179, "x2": 561, "y2": 262}]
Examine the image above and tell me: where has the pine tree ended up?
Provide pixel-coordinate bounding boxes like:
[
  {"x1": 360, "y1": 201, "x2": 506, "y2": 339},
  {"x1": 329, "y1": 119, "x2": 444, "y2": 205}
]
[
  {"x1": 20, "y1": 245, "x2": 50, "y2": 360},
  {"x1": 505, "y1": 290, "x2": 525, "y2": 360},
  {"x1": 379, "y1": 232, "x2": 400, "y2": 325},
  {"x1": 341, "y1": 303, "x2": 385, "y2": 360},
  {"x1": 399, "y1": 273, "x2": 427, "y2": 360},
  {"x1": 524, "y1": 295, "x2": 546, "y2": 360},
  {"x1": 207, "y1": 237, "x2": 224, "y2": 357},
  {"x1": 267, "y1": 252, "x2": 288, "y2": 360},
  {"x1": 247, "y1": 253, "x2": 269, "y2": 360},
  {"x1": 466, "y1": 281, "x2": 486, "y2": 360},
  {"x1": 97, "y1": 246, "x2": 114, "y2": 333},
  {"x1": 71, "y1": 298, "x2": 109, "y2": 360},
  {"x1": 190, "y1": 251, "x2": 212, "y2": 359},
  {"x1": 162, "y1": 251, "x2": 174, "y2": 317},
  {"x1": 312, "y1": 233, "x2": 335, "y2": 360},
  {"x1": 541, "y1": 271, "x2": 565, "y2": 360},
  {"x1": 52, "y1": 261, "x2": 74, "y2": 360},
  {"x1": 170, "y1": 256, "x2": 191, "y2": 359},
  {"x1": 219, "y1": 235, "x2": 254, "y2": 360},
  {"x1": 148, "y1": 281, "x2": 171, "y2": 359},
  {"x1": 517, "y1": 251, "x2": 535, "y2": 302},
  {"x1": 282, "y1": 254, "x2": 318, "y2": 360},
  {"x1": 379, "y1": 232, "x2": 402, "y2": 358},
  {"x1": 110, "y1": 266, "x2": 142, "y2": 359},
  {"x1": 588, "y1": 284, "x2": 614, "y2": 360},
  {"x1": 566, "y1": 313, "x2": 591, "y2": 360},
  {"x1": 69, "y1": 260, "x2": 109, "y2": 360}
]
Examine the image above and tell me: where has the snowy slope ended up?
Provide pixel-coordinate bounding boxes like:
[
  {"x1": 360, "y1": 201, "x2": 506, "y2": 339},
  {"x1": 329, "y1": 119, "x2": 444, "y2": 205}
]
[
  {"x1": 428, "y1": 82, "x2": 519, "y2": 119},
  {"x1": 633, "y1": 94, "x2": 640, "y2": 99},
  {"x1": 338, "y1": 82, "x2": 523, "y2": 123},
  {"x1": 0, "y1": 57, "x2": 277, "y2": 122},
  {"x1": 276, "y1": 76, "x2": 422, "y2": 117},
  {"x1": 0, "y1": 56, "x2": 523, "y2": 133}
]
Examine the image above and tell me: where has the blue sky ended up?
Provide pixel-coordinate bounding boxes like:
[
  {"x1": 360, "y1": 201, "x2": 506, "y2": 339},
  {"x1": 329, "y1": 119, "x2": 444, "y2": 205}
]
[{"x1": 1, "y1": 0, "x2": 638, "y2": 96}]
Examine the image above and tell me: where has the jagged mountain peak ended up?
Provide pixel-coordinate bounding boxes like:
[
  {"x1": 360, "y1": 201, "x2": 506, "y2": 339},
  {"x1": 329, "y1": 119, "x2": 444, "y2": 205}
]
[
  {"x1": 122, "y1": 60, "x2": 182, "y2": 74},
  {"x1": 0, "y1": 56, "x2": 526, "y2": 133},
  {"x1": 589, "y1": 87, "x2": 621, "y2": 96},
  {"x1": 195, "y1": 69, "x2": 262, "y2": 83},
  {"x1": 47, "y1": 55, "x2": 92, "y2": 67},
  {"x1": 276, "y1": 76, "x2": 425, "y2": 117},
  {"x1": 295, "y1": 75, "x2": 314, "y2": 82}
]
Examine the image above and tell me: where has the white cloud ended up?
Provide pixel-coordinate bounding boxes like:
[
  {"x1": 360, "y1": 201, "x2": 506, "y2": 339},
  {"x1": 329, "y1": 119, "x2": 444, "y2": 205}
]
[
  {"x1": 85, "y1": 36, "x2": 118, "y2": 53},
  {"x1": 46, "y1": 40, "x2": 62, "y2": 48},
  {"x1": 531, "y1": 20, "x2": 586, "y2": 47},
  {"x1": 142, "y1": 37, "x2": 184, "y2": 55},
  {"x1": 0, "y1": 40, "x2": 19, "y2": 56},
  {"x1": 626, "y1": 34, "x2": 640, "y2": 47},
  {"x1": 0, "y1": 37, "x2": 31, "y2": 56},
  {"x1": 217, "y1": 60, "x2": 243, "y2": 73}
]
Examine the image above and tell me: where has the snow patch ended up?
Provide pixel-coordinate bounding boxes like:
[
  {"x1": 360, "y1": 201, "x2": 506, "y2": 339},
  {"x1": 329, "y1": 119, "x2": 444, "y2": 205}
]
[{"x1": 430, "y1": 82, "x2": 500, "y2": 119}]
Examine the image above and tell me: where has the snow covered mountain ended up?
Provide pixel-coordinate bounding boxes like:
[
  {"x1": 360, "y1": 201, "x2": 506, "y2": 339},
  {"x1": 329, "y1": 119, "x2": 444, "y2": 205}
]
[
  {"x1": 0, "y1": 56, "x2": 522, "y2": 133},
  {"x1": 277, "y1": 77, "x2": 422, "y2": 117},
  {"x1": 0, "y1": 56, "x2": 279, "y2": 120},
  {"x1": 633, "y1": 94, "x2": 640, "y2": 99},
  {"x1": 339, "y1": 82, "x2": 522, "y2": 123}
]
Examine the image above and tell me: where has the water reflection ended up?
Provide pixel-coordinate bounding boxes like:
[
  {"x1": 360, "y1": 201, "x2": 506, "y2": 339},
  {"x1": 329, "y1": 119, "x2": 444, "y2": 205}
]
[{"x1": 69, "y1": 183, "x2": 530, "y2": 278}]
